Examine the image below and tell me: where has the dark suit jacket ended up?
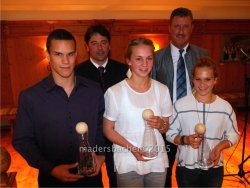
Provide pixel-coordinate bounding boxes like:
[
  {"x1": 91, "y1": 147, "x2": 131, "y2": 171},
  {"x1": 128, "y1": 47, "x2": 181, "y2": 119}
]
[
  {"x1": 152, "y1": 44, "x2": 209, "y2": 102},
  {"x1": 75, "y1": 59, "x2": 129, "y2": 91}
]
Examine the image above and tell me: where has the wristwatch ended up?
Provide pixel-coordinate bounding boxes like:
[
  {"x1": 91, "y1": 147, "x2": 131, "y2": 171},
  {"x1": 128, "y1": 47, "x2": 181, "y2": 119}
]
[
  {"x1": 159, "y1": 118, "x2": 166, "y2": 130},
  {"x1": 180, "y1": 135, "x2": 187, "y2": 145}
]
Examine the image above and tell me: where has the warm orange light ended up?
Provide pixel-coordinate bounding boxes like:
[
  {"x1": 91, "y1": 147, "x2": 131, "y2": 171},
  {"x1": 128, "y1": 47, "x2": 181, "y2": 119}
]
[{"x1": 154, "y1": 43, "x2": 160, "y2": 51}]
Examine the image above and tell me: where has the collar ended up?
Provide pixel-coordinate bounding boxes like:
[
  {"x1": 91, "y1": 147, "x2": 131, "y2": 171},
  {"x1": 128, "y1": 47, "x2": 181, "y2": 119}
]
[
  {"x1": 45, "y1": 72, "x2": 87, "y2": 92},
  {"x1": 90, "y1": 57, "x2": 108, "y2": 69},
  {"x1": 170, "y1": 42, "x2": 189, "y2": 54}
]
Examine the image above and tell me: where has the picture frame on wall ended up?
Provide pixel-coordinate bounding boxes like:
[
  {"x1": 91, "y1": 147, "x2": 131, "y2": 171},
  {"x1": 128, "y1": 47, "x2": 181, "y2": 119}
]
[{"x1": 221, "y1": 35, "x2": 250, "y2": 62}]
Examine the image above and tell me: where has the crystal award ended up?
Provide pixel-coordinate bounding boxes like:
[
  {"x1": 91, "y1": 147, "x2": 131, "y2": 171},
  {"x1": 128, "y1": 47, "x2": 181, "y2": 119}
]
[{"x1": 76, "y1": 122, "x2": 96, "y2": 176}]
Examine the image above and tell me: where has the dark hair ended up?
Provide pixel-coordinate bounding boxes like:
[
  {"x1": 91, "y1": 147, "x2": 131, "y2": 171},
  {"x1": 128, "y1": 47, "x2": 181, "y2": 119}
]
[
  {"x1": 193, "y1": 56, "x2": 219, "y2": 79},
  {"x1": 46, "y1": 29, "x2": 76, "y2": 54},
  {"x1": 84, "y1": 24, "x2": 111, "y2": 44},
  {"x1": 170, "y1": 7, "x2": 193, "y2": 25},
  {"x1": 125, "y1": 38, "x2": 155, "y2": 60}
]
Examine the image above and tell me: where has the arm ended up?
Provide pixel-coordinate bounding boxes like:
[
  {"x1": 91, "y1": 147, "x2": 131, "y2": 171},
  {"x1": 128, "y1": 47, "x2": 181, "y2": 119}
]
[
  {"x1": 94, "y1": 92, "x2": 106, "y2": 156},
  {"x1": 148, "y1": 82, "x2": 172, "y2": 133},
  {"x1": 211, "y1": 107, "x2": 239, "y2": 166},
  {"x1": 173, "y1": 134, "x2": 201, "y2": 149},
  {"x1": 91, "y1": 91, "x2": 106, "y2": 175},
  {"x1": 166, "y1": 102, "x2": 200, "y2": 148},
  {"x1": 211, "y1": 140, "x2": 230, "y2": 166},
  {"x1": 12, "y1": 91, "x2": 56, "y2": 175},
  {"x1": 103, "y1": 117, "x2": 148, "y2": 161},
  {"x1": 147, "y1": 116, "x2": 170, "y2": 134},
  {"x1": 51, "y1": 163, "x2": 84, "y2": 182}
]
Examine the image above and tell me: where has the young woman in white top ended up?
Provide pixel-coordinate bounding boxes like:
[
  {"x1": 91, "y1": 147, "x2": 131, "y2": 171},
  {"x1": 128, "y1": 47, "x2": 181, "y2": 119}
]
[
  {"x1": 166, "y1": 56, "x2": 239, "y2": 187},
  {"x1": 103, "y1": 38, "x2": 172, "y2": 187}
]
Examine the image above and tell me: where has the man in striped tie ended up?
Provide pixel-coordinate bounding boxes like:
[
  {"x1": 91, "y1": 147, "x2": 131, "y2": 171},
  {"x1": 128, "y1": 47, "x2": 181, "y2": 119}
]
[{"x1": 151, "y1": 7, "x2": 209, "y2": 188}]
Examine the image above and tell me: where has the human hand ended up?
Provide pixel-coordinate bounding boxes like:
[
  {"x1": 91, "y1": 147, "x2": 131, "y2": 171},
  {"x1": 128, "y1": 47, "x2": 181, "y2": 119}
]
[
  {"x1": 88, "y1": 153, "x2": 105, "y2": 177},
  {"x1": 130, "y1": 147, "x2": 149, "y2": 162},
  {"x1": 51, "y1": 163, "x2": 84, "y2": 182},
  {"x1": 186, "y1": 134, "x2": 202, "y2": 149},
  {"x1": 211, "y1": 145, "x2": 222, "y2": 166},
  {"x1": 147, "y1": 116, "x2": 162, "y2": 130}
]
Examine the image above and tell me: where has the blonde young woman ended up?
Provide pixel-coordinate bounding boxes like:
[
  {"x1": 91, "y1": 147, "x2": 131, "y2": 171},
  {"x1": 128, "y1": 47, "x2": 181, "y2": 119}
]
[
  {"x1": 166, "y1": 56, "x2": 240, "y2": 187},
  {"x1": 103, "y1": 38, "x2": 172, "y2": 187}
]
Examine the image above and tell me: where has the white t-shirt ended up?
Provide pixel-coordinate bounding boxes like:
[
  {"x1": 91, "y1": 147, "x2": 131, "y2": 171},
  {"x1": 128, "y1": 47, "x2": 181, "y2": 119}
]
[{"x1": 104, "y1": 79, "x2": 172, "y2": 175}]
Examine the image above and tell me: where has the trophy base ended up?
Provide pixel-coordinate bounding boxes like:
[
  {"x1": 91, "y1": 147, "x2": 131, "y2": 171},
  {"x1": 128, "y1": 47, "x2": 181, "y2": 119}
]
[
  {"x1": 198, "y1": 160, "x2": 214, "y2": 170},
  {"x1": 142, "y1": 152, "x2": 158, "y2": 160},
  {"x1": 78, "y1": 166, "x2": 96, "y2": 177},
  {"x1": 142, "y1": 156, "x2": 157, "y2": 160}
]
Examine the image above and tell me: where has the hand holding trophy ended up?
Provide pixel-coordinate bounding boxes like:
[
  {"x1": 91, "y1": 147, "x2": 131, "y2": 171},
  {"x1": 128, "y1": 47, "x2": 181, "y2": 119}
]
[{"x1": 76, "y1": 122, "x2": 96, "y2": 176}]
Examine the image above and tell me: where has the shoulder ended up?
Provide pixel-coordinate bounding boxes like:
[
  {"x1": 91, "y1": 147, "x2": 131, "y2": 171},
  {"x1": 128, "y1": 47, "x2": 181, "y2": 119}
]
[
  {"x1": 75, "y1": 60, "x2": 91, "y2": 70},
  {"x1": 78, "y1": 77, "x2": 104, "y2": 100},
  {"x1": 78, "y1": 75, "x2": 102, "y2": 91},
  {"x1": 189, "y1": 44, "x2": 209, "y2": 55},
  {"x1": 109, "y1": 80, "x2": 125, "y2": 91},
  {"x1": 105, "y1": 80, "x2": 125, "y2": 97},
  {"x1": 108, "y1": 59, "x2": 128, "y2": 69},
  {"x1": 27, "y1": 76, "x2": 50, "y2": 92},
  {"x1": 215, "y1": 95, "x2": 234, "y2": 111},
  {"x1": 174, "y1": 94, "x2": 193, "y2": 107},
  {"x1": 18, "y1": 77, "x2": 48, "y2": 101},
  {"x1": 155, "y1": 45, "x2": 170, "y2": 58}
]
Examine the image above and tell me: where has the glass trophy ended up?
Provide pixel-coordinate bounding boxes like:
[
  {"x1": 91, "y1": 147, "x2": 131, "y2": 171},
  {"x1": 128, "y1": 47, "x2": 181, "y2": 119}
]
[
  {"x1": 76, "y1": 122, "x2": 96, "y2": 176},
  {"x1": 195, "y1": 123, "x2": 213, "y2": 170},
  {"x1": 141, "y1": 109, "x2": 158, "y2": 159},
  {"x1": 198, "y1": 136, "x2": 214, "y2": 170}
]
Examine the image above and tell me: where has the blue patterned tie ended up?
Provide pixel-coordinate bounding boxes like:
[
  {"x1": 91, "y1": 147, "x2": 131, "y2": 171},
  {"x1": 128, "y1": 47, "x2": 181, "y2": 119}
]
[{"x1": 176, "y1": 49, "x2": 187, "y2": 100}]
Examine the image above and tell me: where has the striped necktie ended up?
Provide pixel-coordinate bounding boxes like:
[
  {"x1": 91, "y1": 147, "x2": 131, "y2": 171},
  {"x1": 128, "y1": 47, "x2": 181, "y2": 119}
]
[
  {"x1": 176, "y1": 49, "x2": 187, "y2": 100},
  {"x1": 98, "y1": 66, "x2": 105, "y2": 91}
]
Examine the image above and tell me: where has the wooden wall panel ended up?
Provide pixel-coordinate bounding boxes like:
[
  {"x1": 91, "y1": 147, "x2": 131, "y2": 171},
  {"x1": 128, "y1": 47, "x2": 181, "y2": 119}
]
[
  {"x1": 152, "y1": 25, "x2": 168, "y2": 33},
  {"x1": 3, "y1": 25, "x2": 51, "y2": 36},
  {"x1": 1, "y1": 19, "x2": 250, "y2": 107},
  {"x1": 109, "y1": 35, "x2": 130, "y2": 64},
  {"x1": 238, "y1": 23, "x2": 250, "y2": 31},
  {"x1": 74, "y1": 35, "x2": 88, "y2": 64},
  {"x1": 1, "y1": 38, "x2": 14, "y2": 107},
  {"x1": 201, "y1": 35, "x2": 214, "y2": 56},
  {"x1": 53, "y1": 25, "x2": 90, "y2": 35},
  {"x1": 5, "y1": 37, "x2": 50, "y2": 106}
]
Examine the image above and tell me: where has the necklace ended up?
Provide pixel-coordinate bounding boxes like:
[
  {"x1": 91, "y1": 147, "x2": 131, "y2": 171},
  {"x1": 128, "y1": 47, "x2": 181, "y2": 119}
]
[{"x1": 194, "y1": 94, "x2": 213, "y2": 125}]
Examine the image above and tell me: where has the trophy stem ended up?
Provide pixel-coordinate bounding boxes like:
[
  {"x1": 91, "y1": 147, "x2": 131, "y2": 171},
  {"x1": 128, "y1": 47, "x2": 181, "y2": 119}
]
[{"x1": 201, "y1": 137, "x2": 204, "y2": 162}]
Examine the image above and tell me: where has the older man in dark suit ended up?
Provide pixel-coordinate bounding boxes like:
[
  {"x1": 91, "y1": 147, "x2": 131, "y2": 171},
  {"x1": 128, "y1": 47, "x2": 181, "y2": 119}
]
[{"x1": 75, "y1": 23, "x2": 129, "y2": 188}]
